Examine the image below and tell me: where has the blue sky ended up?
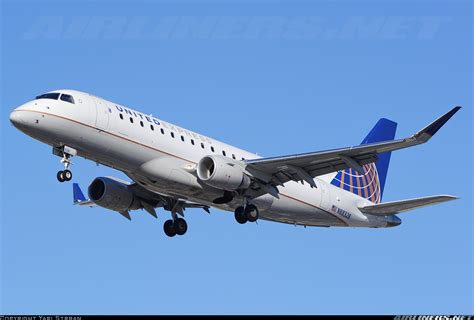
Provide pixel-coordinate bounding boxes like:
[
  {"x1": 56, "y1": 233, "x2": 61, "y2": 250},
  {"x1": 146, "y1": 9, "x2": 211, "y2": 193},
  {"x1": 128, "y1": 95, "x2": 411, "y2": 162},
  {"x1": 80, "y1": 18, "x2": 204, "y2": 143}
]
[{"x1": 1, "y1": 0, "x2": 472, "y2": 315}]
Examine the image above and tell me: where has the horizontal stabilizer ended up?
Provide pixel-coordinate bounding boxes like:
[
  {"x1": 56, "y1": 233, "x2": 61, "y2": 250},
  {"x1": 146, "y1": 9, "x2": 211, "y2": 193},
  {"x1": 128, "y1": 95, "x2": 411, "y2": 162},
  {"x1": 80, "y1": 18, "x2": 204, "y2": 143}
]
[{"x1": 359, "y1": 195, "x2": 458, "y2": 216}]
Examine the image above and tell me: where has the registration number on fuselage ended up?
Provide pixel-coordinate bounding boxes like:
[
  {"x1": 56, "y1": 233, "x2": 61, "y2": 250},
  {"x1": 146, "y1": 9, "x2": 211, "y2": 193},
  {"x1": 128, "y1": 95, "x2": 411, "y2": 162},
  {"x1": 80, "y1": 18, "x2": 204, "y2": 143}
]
[{"x1": 331, "y1": 205, "x2": 351, "y2": 219}]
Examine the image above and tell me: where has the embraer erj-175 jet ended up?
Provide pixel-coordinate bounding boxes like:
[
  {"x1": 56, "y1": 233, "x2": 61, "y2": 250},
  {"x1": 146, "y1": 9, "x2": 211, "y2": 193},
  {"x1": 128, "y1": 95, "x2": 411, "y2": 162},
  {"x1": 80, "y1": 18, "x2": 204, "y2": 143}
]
[{"x1": 10, "y1": 90, "x2": 460, "y2": 237}]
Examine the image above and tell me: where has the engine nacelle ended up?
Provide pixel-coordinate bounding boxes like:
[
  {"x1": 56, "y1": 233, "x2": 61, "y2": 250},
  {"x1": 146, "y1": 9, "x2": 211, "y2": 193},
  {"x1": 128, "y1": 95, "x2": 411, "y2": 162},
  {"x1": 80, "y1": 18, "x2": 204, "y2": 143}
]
[
  {"x1": 88, "y1": 177, "x2": 141, "y2": 212},
  {"x1": 197, "y1": 155, "x2": 251, "y2": 191}
]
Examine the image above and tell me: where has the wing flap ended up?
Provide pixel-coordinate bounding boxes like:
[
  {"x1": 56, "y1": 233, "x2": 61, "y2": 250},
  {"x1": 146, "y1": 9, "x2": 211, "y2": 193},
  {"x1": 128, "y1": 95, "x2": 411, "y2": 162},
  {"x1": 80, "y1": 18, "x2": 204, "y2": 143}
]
[{"x1": 358, "y1": 195, "x2": 459, "y2": 216}]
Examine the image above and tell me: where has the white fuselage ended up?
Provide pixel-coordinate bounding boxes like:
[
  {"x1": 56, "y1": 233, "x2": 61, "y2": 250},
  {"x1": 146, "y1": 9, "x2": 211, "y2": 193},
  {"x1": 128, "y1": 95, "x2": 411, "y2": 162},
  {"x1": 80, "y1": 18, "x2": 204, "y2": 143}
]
[{"x1": 10, "y1": 89, "x2": 394, "y2": 228}]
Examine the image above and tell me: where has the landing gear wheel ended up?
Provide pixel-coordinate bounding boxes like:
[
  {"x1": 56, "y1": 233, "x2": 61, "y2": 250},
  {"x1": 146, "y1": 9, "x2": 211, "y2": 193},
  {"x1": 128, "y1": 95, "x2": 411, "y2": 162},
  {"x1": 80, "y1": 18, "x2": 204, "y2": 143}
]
[
  {"x1": 174, "y1": 218, "x2": 188, "y2": 236},
  {"x1": 57, "y1": 171, "x2": 65, "y2": 182},
  {"x1": 245, "y1": 204, "x2": 259, "y2": 222},
  {"x1": 234, "y1": 206, "x2": 247, "y2": 224},
  {"x1": 163, "y1": 220, "x2": 176, "y2": 237},
  {"x1": 63, "y1": 170, "x2": 72, "y2": 181}
]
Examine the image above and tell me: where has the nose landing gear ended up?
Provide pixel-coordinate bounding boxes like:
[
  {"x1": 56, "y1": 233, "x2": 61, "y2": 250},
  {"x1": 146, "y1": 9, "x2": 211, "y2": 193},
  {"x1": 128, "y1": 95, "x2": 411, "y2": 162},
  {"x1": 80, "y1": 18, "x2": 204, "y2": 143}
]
[{"x1": 53, "y1": 146, "x2": 76, "y2": 183}]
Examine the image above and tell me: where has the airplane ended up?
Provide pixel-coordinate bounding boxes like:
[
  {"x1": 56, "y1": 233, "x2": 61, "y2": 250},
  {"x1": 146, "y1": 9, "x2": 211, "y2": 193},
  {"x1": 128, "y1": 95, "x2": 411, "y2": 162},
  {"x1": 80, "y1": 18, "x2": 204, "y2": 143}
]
[{"x1": 9, "y1": 89, "x2": 461, "y2": 237}]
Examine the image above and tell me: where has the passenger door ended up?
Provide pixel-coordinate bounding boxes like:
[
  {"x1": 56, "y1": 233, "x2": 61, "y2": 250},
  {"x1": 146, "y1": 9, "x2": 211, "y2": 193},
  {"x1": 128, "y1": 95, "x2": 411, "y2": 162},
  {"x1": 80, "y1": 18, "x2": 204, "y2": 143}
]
[
  {"x1": 319, "y1": 180, "x2": 332, "y2": 211},
  {"x1": 93, "y1": 97, "x2": 110, "y2": 130}
]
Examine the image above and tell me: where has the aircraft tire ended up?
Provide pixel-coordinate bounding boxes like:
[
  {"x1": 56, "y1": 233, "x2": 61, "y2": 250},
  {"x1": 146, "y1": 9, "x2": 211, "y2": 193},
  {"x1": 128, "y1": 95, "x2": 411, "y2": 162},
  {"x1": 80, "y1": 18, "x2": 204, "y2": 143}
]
[
  {"x1": 164, "y1": 219, "x2": 176, "y2": 237},
  {"x1": 234, "y1": 206, "x2": 247, "y2": 224},
  {"x1": 63, "y1": 170, "x2": 72, "y2": 181},
  {"x1": 175, "y1": 218, "x2": 188, "y2": 236},
  {"x1": 245, "y1": 204, "x2": 259, "y2": 222},
  {"x1": 57, "y1": 171, "x2": 65, "y2": 183}
]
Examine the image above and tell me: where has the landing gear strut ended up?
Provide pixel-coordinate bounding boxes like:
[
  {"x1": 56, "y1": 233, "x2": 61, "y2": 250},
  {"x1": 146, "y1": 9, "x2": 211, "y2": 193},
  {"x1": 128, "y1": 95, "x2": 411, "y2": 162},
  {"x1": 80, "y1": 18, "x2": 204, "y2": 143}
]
[
  {"x1": 163, "y1": 217, "x2": 188, "y2": 237},
  {"x1": 234, "y1": 204, "x2": 259, "y2": 224},
  {"x1": 53, "y1": 146, "x2": 76, "y2": 183}
]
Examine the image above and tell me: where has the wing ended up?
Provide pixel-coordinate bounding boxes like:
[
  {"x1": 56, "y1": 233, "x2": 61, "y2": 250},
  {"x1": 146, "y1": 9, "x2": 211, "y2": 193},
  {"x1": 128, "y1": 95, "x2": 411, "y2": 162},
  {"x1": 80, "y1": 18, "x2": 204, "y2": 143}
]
[
  {"x1": 73, "y1": 181, "x2": 210, "y2": 220},
  {"x1": 127, "y1": 181, "x2": 211, "y2": 215},
  {"x1": 358, "y1": 195, "x2": 458, "y2": 216},
  {"x1": 244, "y1": 107, "x2": 461, "y2": 189}
]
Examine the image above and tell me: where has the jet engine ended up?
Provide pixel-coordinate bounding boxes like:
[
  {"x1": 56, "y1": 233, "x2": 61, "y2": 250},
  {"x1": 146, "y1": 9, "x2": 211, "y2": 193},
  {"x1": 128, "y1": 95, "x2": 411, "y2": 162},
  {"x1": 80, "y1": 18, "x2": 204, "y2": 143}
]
[
  {"x1": 88, "y1": 177, "x2": 141, "y2": 212},
  {"x1": 197, "y1": 155, "x2": 251, "y2": 191}
]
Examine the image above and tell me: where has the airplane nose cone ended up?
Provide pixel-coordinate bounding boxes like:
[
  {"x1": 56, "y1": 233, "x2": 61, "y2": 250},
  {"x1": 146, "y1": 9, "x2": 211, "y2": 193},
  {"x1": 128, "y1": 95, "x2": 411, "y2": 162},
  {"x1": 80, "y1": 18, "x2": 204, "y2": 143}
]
[
  {"x1": 9, "y1": 110, "x2": 25, "y2": 127},
  {"x1": 386, "y1": 215, "x2": 402, "y2": 227}
]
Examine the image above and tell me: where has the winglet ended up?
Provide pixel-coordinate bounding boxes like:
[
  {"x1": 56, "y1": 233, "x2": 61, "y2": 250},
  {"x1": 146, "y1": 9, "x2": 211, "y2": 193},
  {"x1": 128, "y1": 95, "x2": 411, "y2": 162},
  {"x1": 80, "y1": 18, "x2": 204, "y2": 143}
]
[
  {"x1": 414, "y1": 106, "x2": 461, "y2": 142},
  {"x1": 73, "y1": 183, "x2": 87, "y2": 203}
]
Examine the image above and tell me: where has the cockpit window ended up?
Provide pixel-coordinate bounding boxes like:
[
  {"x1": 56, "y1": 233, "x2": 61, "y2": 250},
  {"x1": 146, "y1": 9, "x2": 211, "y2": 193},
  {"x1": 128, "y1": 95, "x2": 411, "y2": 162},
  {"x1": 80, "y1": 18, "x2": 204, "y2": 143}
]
[
  {"x1": 60, "y1": 94, "x2": 75, "y2": 104},
  {"x1": 35, "y1": 93, "x2": 60, "y2": 100}
]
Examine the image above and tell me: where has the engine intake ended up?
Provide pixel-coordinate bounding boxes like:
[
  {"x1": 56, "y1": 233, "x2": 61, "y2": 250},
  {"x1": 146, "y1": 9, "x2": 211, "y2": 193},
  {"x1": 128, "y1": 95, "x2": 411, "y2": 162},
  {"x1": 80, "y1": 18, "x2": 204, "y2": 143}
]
[
  {"x1": 88, "y1": 177, "x2": 141, "y2": 213},
  {"x1": 197, "y1": 155, "x2": 251, "y2": 191}
]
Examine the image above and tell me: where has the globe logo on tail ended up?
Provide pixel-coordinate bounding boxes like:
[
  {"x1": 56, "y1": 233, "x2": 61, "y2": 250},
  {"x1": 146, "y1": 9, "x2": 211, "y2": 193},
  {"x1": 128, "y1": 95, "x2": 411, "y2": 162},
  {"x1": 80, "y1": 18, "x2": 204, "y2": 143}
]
[
  {"x1": 331, "y1": 164, "x2": 381, "y2": 204},
  {"x1": 330, "y1": 117, "x2": 398, "y2": 203}
]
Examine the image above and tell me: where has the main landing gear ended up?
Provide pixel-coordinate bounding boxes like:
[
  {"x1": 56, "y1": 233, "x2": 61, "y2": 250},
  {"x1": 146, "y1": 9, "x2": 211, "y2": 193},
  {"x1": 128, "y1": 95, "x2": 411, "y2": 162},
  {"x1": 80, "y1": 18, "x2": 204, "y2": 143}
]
[
  {"x1": 163, "y1": 217, "x2": 188, "y2": 237},
  {"x1": 53, "y1": 146, "x2": 76, "y2": 183},
  {"x1": 234, "y1": 204, "x2": 259, "y2": 224}
]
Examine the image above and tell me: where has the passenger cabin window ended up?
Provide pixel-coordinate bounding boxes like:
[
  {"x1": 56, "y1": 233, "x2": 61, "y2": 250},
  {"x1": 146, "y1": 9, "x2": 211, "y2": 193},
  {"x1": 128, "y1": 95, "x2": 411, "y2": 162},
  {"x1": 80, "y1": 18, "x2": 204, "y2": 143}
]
[
  {"x1": 140, "y1": 121, "x2": 144, "y2": 127},
  {"x1": 222, "y1": 150, "x2": 226, "y2": 156},
  {"x1": 129, "y1": 117, "x2": 134, "y2": 123},
  {"x1": 201, "y1": 143, "x2": 205, "y2": 149},
  {"x1": 211, "y1": 146, "x2": 215, "y2": 152},
  {"x1": 150, "y1": 125, "x2": 154, "y2": 131},
  {"x1": 191, "y1": 139, "x2": 195, "y2": 145},
  {"x1": 161, "y1": 128, "x2": 165, "y2": 135},
  {"x1": 181, "y1": 136, "x2": 185, "y2": 142},
  {"x1": 171, "y1": 132, "x2": 175, "y2": 138},
  {"x1": 35, "y1": 93, "x2": 60, "y2": 100},
  {"x1": 119, "y1": 114, "x2": 123, "y2": 120},
  {"x1": 232, "y1": 154, "x2": 236, "y2": 160},
  {"x1": 60, "y1": 94, "x2": 75, "y2": 104}
]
